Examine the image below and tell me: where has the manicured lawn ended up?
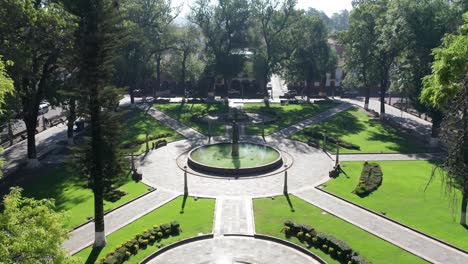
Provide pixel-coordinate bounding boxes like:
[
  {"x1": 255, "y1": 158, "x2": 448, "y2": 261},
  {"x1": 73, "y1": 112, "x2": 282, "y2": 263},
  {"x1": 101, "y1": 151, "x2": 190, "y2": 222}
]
[
  {"x1": 12, "y1": 165, "x2": 149, "y2": 230},
  {"x1": 323, "y1": 160, "x2": 467, "y2": 250},
  {"x1": 121, "y1": 109, "x2": 184, "y2": 155},
  {"x1": 254, "y1": 195, "x2": 426, "y2": 264},
  {"x1": 154, "y1": 103, "x2": 228, "y2": 136},
  {"x1": 243, "y1": 103, "x2": 336, "y2": 135},
  {"x1": 290, "y1": 107, "x2": 431, "y2": 153},
  {"x1": 74, "y1": 196, "x2": 215, "y2": 264}
]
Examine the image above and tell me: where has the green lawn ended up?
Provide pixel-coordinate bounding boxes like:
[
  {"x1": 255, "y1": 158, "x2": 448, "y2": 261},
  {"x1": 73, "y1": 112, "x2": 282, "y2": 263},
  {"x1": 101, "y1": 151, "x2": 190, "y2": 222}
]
[
  {"x1": 290, "y1": 107, "x2": 431, "y2": 153},
  {"x1": 13, "y1": 165, "x2": 149, "y2": 230},
  {"x1": 75, "y1": 196, "x2": 215, "y2": 264},
  {"x1": 121, "y1": 109, "x2": 184, "y2": 155},
  {"x1": 154, "y1": 103, "x2": 228, "y2": 136},
  {"x1": 243, "y1": 103, "x2": 336, "y2": 135},
  {"x1": 254, "y1": 195, "x2": 426, "y2": 264},
  {"x1": 323, "y1": 160, "x2": 467, "y2": 250}
]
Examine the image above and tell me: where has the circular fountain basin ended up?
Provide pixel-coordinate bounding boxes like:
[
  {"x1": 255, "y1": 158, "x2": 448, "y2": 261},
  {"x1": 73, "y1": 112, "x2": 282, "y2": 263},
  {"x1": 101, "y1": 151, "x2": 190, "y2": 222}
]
[{"x1": 188, "y1": 143, "x2": 283, "y2": 175}]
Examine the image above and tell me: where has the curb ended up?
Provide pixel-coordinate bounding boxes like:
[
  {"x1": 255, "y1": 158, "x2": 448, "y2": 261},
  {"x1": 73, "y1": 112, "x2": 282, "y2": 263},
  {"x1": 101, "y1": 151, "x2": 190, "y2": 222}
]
[
  {"x1": 315, "y1": 186, "x2": 468, "y2": 255},
  {"x1": 139, "y1": 234, "x2": 214, "y2": 263}
]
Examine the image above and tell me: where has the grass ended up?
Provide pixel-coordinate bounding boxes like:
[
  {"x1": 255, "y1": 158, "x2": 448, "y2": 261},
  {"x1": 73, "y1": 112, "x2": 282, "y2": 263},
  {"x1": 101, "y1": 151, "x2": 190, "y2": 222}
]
[
  {"x1": 290, "y1": 107, "x2": 431, "y2": 153},
  {"x1": 121, "y1": 109, "x2": 184, "y2": 155},
  {"x1": 154, "y1": 103, "x2": 228, "y2": 136},
  {"x1": 74, "y1": 196, "x2": 215, "y2": 264},
  {"x1": 7, "y1": 165, "x2": 149, "y2": 230},
  {"x1": 323, "y1": 160, "x2": 468, "y2": 250},
  {"x1": 254, "y1": 195, "x2": 427, "y2": 264},
  {"x1": 243, "y1": 103, "x2": 336, "y2": 135}
]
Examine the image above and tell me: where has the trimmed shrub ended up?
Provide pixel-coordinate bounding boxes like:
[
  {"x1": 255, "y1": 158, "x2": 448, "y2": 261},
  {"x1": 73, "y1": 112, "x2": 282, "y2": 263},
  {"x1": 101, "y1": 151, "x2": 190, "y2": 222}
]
[
  {"x1": 353, "y1": 162, "x2": 383, "y2": 197},
  {"x1": 97, "y1": 221, "x2": 182, "y2": 264},
  {"x1": 284, "y1": 222, "x2": 369, "y2": 264}
]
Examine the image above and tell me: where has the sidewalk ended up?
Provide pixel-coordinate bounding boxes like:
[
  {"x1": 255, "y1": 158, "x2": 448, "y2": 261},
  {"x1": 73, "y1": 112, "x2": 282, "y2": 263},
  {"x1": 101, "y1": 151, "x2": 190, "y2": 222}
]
[
  {"x1": 340, "y1": 98, "x2": 433, "y2": 139},
  {"x1": 295, "y1": 189, "x2": 468, "y2": 263},
  {"x1": 63, "y1": 189, "x2": 178, "y2": 254}
]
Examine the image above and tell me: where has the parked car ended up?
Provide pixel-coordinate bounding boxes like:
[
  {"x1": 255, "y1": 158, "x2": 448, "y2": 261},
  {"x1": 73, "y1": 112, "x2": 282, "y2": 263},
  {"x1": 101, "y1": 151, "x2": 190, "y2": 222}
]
[
  {"x1": 266, "y1": 82, "x2": 273, "y2": 90},
  {"x1": 38, "y1": 102, "x2": 50, "y2": 115}
]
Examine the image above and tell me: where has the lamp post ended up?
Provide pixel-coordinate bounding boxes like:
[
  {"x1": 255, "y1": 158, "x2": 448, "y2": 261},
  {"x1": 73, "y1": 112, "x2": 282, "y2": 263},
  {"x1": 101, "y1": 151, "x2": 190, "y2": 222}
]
[
  {"x1": 184, "y1": 166, "x2": 188, "y2": 196},
  {"x1": 283, "y1": 165, "x2": 288, "y2": 195}
]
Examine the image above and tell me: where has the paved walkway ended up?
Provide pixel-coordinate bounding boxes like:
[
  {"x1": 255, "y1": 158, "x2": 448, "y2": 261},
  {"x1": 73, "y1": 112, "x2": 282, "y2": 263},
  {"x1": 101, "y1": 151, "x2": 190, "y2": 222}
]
[
  {"x1": 295, "y1": 188, "x2": 468, "y2": 264},
  {"x1": 147, "y1": 236, "x2": 321, "y2": 264},
  {"x1": 137, "y1": 104, "x2": 205, "y2": 139},
  {"x1": 63, "y1": 189, "x2": 178, "y2": 254},
  {"x1": 269, "y1": 102, "x2": 352, "y2": 139},
  {"x1": 213, "y1": 197, "x2": 255, "y2": 236},
  {"x1": 57, "y1": 101, "x2": 468, "y2": 263},
  {"x1": 340, "y1": 98, "x2": 433, "y2": 139}
]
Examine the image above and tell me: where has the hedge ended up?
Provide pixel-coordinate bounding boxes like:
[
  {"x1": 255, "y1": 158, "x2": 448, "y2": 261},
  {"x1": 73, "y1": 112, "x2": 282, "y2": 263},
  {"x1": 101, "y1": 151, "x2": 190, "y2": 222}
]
[
  {"x1": 353, "y1": 162, "x2": 383, "y2": 197},
  {"x1": 95, "y1": 221, "x2": 181, "y2": 264},
  {"x1": 282, "y1": 221, "x2": 371, "y2": 264}
]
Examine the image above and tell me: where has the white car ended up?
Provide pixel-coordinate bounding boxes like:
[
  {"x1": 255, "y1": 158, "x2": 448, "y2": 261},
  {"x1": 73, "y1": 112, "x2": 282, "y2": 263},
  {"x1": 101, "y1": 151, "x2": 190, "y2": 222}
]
[
  {"x1": 38, "y1": 102, "x2": 50, "y2": 115},
  {"x1": 266, "y1": 82, "x2": 273, "y2": 90}
]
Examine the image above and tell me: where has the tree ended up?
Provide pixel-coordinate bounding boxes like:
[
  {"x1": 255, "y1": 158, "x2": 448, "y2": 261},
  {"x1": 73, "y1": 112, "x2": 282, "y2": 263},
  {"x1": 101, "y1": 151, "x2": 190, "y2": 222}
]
[
  {"x1": 283, "y1": 13, "x2": 337, "y2": 100},
  {"x1": 0, "y1": 0, "x2": 76, "y2": 167},
  {"x1": 74, "y1": 0, "x2": 125, "y2": 247},
  {"x1": 421, "y1": 12, "x2": 468, "y2": 225},
  {"x1": 330, "y1": 10, "x2": 350, "y2": 32},
  {"x1": 390, "y1": 0, "x2": 457, "y2": 139},
  {"x1": 0, "y1": 57, "x2": 14, "y2": 111},
  {"x1": 251, "y1": 0, "x2": 297, "y2": 98},
  {"x1": 340, "y1": 1, "x2": 380, "y2": 110},
  {"x1": 191, "y1": 0, "x2": 250, "y2": 96},
  {"x1": 0, "y1": 187, "x2": 77, "y2": 263}
]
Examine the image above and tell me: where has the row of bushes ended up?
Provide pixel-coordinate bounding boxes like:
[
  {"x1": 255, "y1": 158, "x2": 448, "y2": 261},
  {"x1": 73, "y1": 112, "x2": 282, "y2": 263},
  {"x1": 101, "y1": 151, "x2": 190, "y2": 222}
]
[
  {"x1": 304, "y1": 130, "x2": 361, "y2": 150},
  {"x1": 283, "y1": 221, "x2": 371, "y2": 264},
  {"x1": 121, "y1": 133, "x2": 172, "y2": 150},
  {"x1": 97, "y1": 221, "x2": 181, "y2": 264},
  {"x1": 353, "y1": 162, "x2": 383, "y2": 197}
]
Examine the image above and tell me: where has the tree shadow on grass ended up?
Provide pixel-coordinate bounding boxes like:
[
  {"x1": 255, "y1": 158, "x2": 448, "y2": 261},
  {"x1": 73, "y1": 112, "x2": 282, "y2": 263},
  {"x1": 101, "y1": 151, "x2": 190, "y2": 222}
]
[
  {"x1": 180, "y1": 194, "x2": 188, "y2": 214},
  {"x1": 366, "y1": 124, "x2": 429, "y2": 153},
  {"x1": 84, "y1": 247, "x2": 103, "y2": 264}
]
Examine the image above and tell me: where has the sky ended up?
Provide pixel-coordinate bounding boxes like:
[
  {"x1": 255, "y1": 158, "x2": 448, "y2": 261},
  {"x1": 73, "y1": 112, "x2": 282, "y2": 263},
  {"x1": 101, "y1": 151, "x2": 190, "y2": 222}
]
[{"x1": 174, "y1": 0, "x2": 353, "y2": 18}]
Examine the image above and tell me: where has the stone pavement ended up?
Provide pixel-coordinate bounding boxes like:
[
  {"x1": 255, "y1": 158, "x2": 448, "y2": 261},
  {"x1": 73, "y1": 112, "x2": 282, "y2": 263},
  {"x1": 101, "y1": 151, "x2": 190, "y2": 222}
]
[
  {"x1": 63, "y1": 189, "x2": 178, "y2": 254},
  {"x1": 295, "y1": 188, "x2": 468, "y2": 264},
  {"x1": 147, "y1": 236, "x2": 321, "y2": 264},
  {"x1": 213, "y1": 197, "x2": 255, "y2": 236},
  {"x1": 269, "y1": 102, "x2": 352, "y2": 139},
  {"x1": 137, "y1": 104, "x2": 205, "y2": 139},
  {"x1": 57, "y1": 101, "x2": 468, "y2": 262}
]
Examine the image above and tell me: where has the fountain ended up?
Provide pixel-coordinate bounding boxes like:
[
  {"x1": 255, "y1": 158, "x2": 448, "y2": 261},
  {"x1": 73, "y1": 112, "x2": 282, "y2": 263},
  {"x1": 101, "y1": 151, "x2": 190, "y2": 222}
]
[{"x1": 187, "y1": 121, "x2": 283, "y2": 175}]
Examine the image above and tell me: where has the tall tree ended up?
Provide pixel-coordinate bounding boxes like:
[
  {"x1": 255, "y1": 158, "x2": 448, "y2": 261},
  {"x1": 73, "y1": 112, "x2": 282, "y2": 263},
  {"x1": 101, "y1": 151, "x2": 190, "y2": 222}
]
[
  {"x1": 340, "y1": 1, "x2": 380, "y2": 110},
  {"x1": 191, "y1": 0, "x2": 250, "y2": 96},
  {"x1": 0, "y1": 57, "x2": 14, "y2": 111},
  {"x1": 283, "y1": 13, "x2": 337, "y2": 100},
  {"x1": 0, "y1": 0, "x2": 76, "y2": 167},
  {"x1": 74, "y1": 0, "x2": 124, "y2": 247},
  {"x1": 251, "y1": 0, "x2": 297, "y2": 98},
  {"x1": 390, "y1": 0, "x2": 456, "y2": 140},
  {"x1": 421, "y1": 12, "x2": 468, "y2": 225},
  {"x1": 0, "y1": 187, "x2": 77, "y2": 263}
]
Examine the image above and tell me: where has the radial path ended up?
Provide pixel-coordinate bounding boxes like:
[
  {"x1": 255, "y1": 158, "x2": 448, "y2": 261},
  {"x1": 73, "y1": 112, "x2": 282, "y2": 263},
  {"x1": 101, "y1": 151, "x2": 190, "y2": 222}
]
[{"x1": 62, "y1": 102, "x2": 468, "y2": 263}]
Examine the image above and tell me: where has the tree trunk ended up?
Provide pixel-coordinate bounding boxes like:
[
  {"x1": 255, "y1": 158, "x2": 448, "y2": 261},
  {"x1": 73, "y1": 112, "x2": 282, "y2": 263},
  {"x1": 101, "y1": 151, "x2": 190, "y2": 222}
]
[
  {"x1": 155, "y1": 55, "x2": 161, "y2": 97},
  {"x1": 379, "y1": 78, "x2": 388, "y2": 116},
  {"x1": 364, "y1": 86, "x2": 370, "y2": 110},
  {"x1": 24, "y1": 114, "x2": 39, "y2": 168},
  {"x1": 91, "y1": 85, "x2": 106, "y2": 248},
  {"x1": 181, "y1": 52, "x2": 187, "y2": 98},
  {"x1": 461, "y1": 192, "x2": 467, "y2": 226},
  {"x1": 67, "y1": 99, "x2": 76, "y2": 145}
]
